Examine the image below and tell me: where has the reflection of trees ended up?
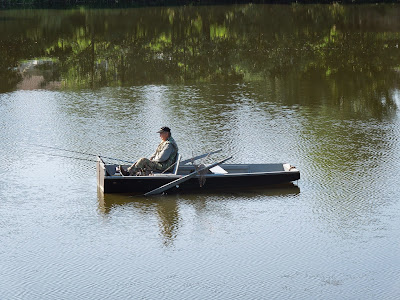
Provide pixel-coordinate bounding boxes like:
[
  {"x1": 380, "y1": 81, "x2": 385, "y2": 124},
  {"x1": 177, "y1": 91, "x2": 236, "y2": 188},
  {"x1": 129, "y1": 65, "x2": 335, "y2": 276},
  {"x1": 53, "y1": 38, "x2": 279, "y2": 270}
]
[{"x1": 1, "y1": 4, "x2": 400, "y2": 106}]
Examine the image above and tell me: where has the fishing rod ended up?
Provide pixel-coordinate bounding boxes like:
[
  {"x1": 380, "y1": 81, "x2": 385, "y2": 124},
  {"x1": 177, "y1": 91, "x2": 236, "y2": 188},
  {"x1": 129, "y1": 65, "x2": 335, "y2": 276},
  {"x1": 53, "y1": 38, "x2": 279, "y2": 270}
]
[
  {"x1": 32, "y1": 144, "x2": 134, "y2": 164},
  {"x1": 43, "y1": 152, "x2": 98, "y2": 162}
]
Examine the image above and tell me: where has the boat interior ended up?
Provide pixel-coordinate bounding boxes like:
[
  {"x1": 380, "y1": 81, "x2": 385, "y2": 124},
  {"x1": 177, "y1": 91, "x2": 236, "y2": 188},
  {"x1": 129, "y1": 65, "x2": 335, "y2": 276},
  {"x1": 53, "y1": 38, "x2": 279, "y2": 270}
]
[{"x1": 102, "y1": 160, "x2": 294, "y2": 177}]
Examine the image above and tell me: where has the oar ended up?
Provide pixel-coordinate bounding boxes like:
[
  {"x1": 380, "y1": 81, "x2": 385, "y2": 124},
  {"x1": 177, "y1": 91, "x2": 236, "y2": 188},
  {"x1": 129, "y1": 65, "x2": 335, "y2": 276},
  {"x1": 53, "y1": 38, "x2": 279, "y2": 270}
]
[
  {"x1": 180, "y1": 149, "x2": 222, "y2": 165},
  {"x1": 144, "y1": 156, "x2": 232, "y2": 196},
  {"x1": 32, "y1": 144, "x2": 134, "y2": 164}
]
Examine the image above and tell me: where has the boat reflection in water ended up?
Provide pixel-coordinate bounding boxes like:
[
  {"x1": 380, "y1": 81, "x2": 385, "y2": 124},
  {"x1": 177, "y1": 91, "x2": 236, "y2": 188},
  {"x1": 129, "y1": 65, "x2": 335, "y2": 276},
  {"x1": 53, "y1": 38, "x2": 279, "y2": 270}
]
[{"x1": 97, "y1": 184, "x2": 300, "y2": 246}]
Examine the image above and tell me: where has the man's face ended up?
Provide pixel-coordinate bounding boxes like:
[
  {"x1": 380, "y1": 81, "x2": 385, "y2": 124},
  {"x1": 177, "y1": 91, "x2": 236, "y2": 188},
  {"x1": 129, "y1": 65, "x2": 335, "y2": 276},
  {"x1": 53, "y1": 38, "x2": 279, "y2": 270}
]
[{"x1": 160, "y1": 131, "x2": 169, "y2": 141}]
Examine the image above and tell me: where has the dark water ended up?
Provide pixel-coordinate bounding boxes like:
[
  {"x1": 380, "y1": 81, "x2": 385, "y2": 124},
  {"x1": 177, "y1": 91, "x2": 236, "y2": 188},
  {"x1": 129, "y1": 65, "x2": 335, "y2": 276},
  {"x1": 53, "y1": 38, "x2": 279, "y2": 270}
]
[{"x1": 1, "y1": 4, "x2": 400, "y2": 299}]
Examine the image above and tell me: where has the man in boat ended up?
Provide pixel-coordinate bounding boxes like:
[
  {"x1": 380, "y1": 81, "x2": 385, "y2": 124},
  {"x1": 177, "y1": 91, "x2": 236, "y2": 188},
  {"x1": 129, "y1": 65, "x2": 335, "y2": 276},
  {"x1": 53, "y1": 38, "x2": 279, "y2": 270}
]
[{"x1": 119, "y1": 126, "x2": 178, "y2": 176}]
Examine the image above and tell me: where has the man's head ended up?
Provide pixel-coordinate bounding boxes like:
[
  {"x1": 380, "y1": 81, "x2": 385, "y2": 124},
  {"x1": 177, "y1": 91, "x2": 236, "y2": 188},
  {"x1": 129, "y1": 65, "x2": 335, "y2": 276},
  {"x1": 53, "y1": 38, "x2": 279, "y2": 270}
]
[{"x1": 157, "y1": 126, "x2": 171, "y2": 141}]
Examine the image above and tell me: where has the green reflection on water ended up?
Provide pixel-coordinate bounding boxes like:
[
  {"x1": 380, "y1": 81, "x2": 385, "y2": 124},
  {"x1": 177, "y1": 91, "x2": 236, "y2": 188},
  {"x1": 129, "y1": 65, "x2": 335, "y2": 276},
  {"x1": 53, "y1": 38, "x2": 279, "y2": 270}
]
[
  {"x1": 0, "y1": 5, "x2": 399, "y2": 87},
  {"x1": 1, "y1": 4, "x2": 400, "y2": 117}
]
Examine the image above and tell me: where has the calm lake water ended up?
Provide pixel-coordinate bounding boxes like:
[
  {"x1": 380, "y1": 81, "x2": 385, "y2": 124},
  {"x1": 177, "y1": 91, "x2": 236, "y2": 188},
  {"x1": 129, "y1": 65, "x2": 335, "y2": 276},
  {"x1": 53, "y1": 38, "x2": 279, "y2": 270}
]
[{"x1": 1, "y1": 4, "x2": 400, "y2": 299}]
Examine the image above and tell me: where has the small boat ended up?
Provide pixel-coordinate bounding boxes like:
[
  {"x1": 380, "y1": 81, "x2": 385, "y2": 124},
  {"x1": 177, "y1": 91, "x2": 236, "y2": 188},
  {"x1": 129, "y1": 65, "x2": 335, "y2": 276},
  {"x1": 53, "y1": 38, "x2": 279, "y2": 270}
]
[{"x1": 96, "y1": 154, "x2": 300, "y2": 195}]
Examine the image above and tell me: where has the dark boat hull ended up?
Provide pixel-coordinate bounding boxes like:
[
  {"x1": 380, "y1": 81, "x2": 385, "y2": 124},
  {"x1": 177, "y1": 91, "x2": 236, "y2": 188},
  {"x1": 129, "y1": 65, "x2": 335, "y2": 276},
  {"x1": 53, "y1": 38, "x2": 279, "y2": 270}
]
[{"x1": 97, "y1": 158, "x2": 300, "y2": 194}]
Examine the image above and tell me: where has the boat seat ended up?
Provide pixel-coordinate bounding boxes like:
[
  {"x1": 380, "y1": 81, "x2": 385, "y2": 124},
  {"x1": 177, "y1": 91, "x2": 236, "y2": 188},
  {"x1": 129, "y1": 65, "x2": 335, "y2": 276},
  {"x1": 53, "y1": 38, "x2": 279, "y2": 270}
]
[
  {"x1": 152, "y1": 153, "x2": 181, "y2": 175},
  {"x1": 209, "y1": 165, "x2": 228, "y2": 174},
  {"x1": 172, "y1": 153, "x2": 181, "y2": 175}
]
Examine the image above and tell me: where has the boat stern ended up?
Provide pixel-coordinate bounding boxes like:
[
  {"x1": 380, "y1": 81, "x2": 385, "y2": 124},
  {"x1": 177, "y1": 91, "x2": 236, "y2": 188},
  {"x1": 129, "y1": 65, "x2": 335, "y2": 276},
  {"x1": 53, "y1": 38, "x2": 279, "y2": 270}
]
[{"x1": 97, "y1": 156, "x2": 106, "y2": 192}]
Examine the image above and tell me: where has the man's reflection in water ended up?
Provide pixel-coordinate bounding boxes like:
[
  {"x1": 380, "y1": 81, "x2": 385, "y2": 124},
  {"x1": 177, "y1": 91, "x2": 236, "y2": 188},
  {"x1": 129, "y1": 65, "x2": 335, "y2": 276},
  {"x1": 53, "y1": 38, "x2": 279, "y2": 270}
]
[
  {"x1": 97, "y1": 189, "x2": 180, "y2": 247},
  {"x1": 97, "y1": 184, "x2": 300, "y2": 247},
  {"x1": 155, "y1": 199, "x2": 180, "y2": 247}
]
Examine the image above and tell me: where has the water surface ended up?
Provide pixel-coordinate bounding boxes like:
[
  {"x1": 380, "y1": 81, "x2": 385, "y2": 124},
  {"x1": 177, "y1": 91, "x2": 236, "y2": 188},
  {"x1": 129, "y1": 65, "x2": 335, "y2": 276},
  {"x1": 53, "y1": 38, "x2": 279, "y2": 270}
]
[{"x1": 1, "y1": 4, "x2": 400, "y2": 299}]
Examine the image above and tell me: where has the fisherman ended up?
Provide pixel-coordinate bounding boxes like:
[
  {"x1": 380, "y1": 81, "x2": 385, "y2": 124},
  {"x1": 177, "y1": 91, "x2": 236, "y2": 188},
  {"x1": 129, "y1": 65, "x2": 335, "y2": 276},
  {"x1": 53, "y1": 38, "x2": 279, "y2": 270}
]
[{"x1": 119, "y1": 126, "x2": 178, "y2": 176}]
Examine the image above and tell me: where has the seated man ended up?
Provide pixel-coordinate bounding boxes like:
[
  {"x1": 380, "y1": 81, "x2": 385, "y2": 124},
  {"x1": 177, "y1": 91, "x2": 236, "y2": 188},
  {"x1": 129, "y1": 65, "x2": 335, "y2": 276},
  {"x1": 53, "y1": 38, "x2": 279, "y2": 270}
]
[{"x1": 120, "y1": 126, "x2": 178, "y2": 176}]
